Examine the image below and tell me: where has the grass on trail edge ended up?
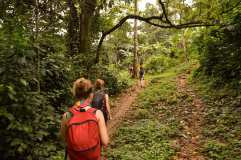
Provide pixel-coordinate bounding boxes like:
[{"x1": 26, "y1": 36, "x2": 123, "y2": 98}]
[
  {"x1": 191, "y1": 77, "x2": 241, "y2": 160},
  {"x1": 108, "y1": 63, "x2": 191, "y2": 160}
]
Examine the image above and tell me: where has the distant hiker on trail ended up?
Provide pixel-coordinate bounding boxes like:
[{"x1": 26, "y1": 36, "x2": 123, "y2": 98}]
[
  {"x1": 60, "y1": 78, "x2": 109, "y2": 160},
  {"x1": 139, "y1": 66, "x2": 145, "y2": 87},
  {"x1": 92, "y1": 79, "x2": 112, "y2": 123},
  {"x1": 128, "y1": 65, "x2": 133, "y2": 76}
]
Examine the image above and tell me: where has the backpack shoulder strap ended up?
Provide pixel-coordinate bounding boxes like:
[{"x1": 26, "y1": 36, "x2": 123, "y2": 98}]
[
  {"x1": 66, "y1": 106, "x2": 79, "y2": 118},
  {"x1": 95, "y1": 89, "x2": 105, "y2": 96},
  {"x1": 87, "y1": 108, "x2": 98, "y2": 115}
]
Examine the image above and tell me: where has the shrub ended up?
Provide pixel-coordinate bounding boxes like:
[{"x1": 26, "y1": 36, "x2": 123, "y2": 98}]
[
  {"x1": 144, "y1": 55, "x2": 177, "y2": 74},
  {"x1": 193, "y1": 14, "x2": 241, "y2": 89},
  {"x1": 0, "y1": 25, "x2": 67, "y2": 159}
]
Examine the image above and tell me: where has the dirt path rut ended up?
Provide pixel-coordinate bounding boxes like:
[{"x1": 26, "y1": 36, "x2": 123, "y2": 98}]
[
  {"x1": 107, "y1": 82, "x2": 144, "y2": 138},
  {"x1": 173, "y1": 74, "x2": 205, "y2": 160}
]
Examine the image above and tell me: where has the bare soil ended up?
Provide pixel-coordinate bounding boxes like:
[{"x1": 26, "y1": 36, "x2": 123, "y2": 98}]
[
  {"x1": 107, "y1": 81, "x2": 146, "y2": 138},
  {"x1": 172, "y1": 74, "x2": 205, "y2": 160}
]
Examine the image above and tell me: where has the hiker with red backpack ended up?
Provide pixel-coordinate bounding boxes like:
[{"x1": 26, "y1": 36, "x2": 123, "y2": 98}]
[
  {"x1": 92, "y1": 79, "x2": 112, "y2": 123},
  {"x1": 60, "y1": 78, "x2": 109, "y2": 160}
]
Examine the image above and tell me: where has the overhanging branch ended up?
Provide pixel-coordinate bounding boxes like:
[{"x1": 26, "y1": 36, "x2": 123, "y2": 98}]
[
  {"x1": 158, "y1": 0, "x2": 173, "y2": 26},
  {"x1": 95, "y1": 14, "x2": 220, "y2": 63}
]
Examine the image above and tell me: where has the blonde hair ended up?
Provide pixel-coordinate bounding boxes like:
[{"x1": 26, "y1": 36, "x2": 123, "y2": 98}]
[
  {"x1": 95, "y1": 79, "x2": 105, "y2": 90},
  {"x1": 72, "y1": 78, "x2": 93, "y2": 99}
]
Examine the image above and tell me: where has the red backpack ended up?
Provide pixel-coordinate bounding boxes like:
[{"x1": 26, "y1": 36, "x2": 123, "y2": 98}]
[{"x1": 65, "y1": 106, "x2": 101, "y2": 160}]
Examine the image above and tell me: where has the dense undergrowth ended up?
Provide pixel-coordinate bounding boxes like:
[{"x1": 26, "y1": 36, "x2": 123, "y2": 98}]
[
  {"x1": 108, "y1": 64, "x2": 191, "y2": 160},
  {"x1": 0, "y1": 27, "x2": 133, "y2": 159},
  {"x1": 193, "y1": 14, "x2": 241, "y2": 90},
  {"x1": 192, "y1": 77, "x2": 241, "y2": 160},
  {"x1": 189, "y1": 13, "x2": 241, "y2": 160}
]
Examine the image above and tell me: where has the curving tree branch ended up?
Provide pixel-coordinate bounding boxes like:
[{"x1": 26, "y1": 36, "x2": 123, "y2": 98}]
[
  {"x1": 158, "y1": 0, "x2": 173, "y2": 26},
  {"x1": 95, "y1": 14, "x2": 218, "y2": 63}
]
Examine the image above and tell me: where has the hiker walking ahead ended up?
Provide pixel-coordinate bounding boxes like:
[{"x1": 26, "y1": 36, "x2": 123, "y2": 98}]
[
  {"x1": 128, "y1": 65, "x2": 133, "y2": 76},
  {"x1": 92, "y1": 79, "x2": 112, "y2": 123},
  {"x1": 60, "y1": 78, "x2": 109, "y2": 160},
  {"x1": 139, "y1": 66, "x2": 145, "y2": 87}
]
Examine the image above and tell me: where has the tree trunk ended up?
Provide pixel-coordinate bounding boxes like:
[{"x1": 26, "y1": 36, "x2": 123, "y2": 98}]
[
  {"x1": 35, "y1": 0, "x2": 41, "y2": 92},
  {"x1": 182, "y1": 31, "x2": 188, "y2": 63},
  {"x1": 181, "y1": 0, "x2": 188, "y2": 63},
  {"x1": 67, "y1": 0, "x2": 79, "y2": 56},
  {"x1": 79, "y1": 0, "x2": 97, "y2": 53},
  {"x1": 132, "y1": 0, "x2": 138, "y2": 78},
  {"x1": 67, "y1": 0, "x2": 97, "y2": 55}
]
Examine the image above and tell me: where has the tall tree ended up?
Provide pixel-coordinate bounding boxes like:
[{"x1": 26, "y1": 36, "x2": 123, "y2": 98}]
[
  {"x1": 67, "y1": 0, "x2": 97, "y2": 55},
  {"x1": 79, "y1": 0, "x2": 97, "y2": 53},
  {"x1": 67, "y1": 0, "x2": 80, "y2": 55},
  {"x1": 133, "y1": 0, "x2": 138, "y2": 77}
]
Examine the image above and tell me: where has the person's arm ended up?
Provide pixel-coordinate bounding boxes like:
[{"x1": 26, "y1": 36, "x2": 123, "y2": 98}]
[
  {"x1": 105, "y1": 94, "x2": 112, "y2": 120},
  {"x1": 96, "y1": 110, "x2": 109, "y2": 146},
  {"x1": 60, "y1": 112, "x2": 69, "y2": 143}
]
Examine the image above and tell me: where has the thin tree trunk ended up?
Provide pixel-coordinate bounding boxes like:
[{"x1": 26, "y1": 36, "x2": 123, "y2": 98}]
[
  {"x1": 181, "y1": 0, "x2": 188, "y2": 63},
  {"x1": 132, "y1": 0, "x2": 138, "y2": 78},
  {"x1": 35, "y1": 0, "x2": 40, "y2": 92},
  {"x1": 182, "y1": 31, "x2": 188, "y2": 63}
]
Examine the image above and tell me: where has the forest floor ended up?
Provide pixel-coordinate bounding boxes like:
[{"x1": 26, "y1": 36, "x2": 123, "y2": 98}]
[
  {"x1": 107, "y1": 65, "x2": 209, "y2": 159},
  {"x1": 107, "y1": 67, "x2": 241, "y2": 160},
  {"x1": 173, "y1": 74, "x2": 205, "y2": 160},
  {"x1": 108, "y1": 80, "x2": 146, "y2": 138}
]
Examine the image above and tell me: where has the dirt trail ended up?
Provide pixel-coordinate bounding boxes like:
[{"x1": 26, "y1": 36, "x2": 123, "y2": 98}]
[
  {"x1": 107, "y1": 81, "x2": 145, "y2": 138},
  {"x1": 173, "y1": 74, "x2": 205, "y2": 160}
]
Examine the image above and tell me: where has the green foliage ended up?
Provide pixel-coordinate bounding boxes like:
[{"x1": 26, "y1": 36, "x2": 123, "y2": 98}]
[
  {"x1": 109, "y1": 67, "x2": 187, "y2": 159},
  {"x1": 193, "y1": 14, "x2": 241, "y2": 89},
  {"x1": 202, "y1": 140, "x2": 229, "y2": 160},
  {"x1": 0, "y1": 15, "x2": 135, "y2": 159},
  {"x1": 0, "y1": 17, "x2": 67, "y2": 159},
  {"x1": 41, "y1": 53, "x2": 74, "y2": 109},
  {"x1": 192, "y1": 77, "x2": 241, "y2": 160},
  {"x1": 134, "y1": 108, "x2": 150, "y2": 119},
  {"x1": 144, "y1": 55, "x2": 177, "y2": 74},
  {"x1": 203, "y1": 140, "x2": 241, "y2": 160},
  {"x1": 0, "y1": 14, "x2": 133, "y2": 159},
  {"x1": 110, "y1": 120, "x2": 176, "y2": 160},
  {"x1": 1, "y1": 0, "x2": 241, "y2": 159}
]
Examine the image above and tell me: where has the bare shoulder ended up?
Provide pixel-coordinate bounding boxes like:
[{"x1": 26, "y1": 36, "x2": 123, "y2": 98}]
[
  {"x1": 105, "y1": 94, "x2": 109, "y2": 99},
  {"x1": 95, "y1": 110, "x2": 104, "y2": 120},
  {"x1": 96, "y1": 109, "x2": 103, "y2": 116}
]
